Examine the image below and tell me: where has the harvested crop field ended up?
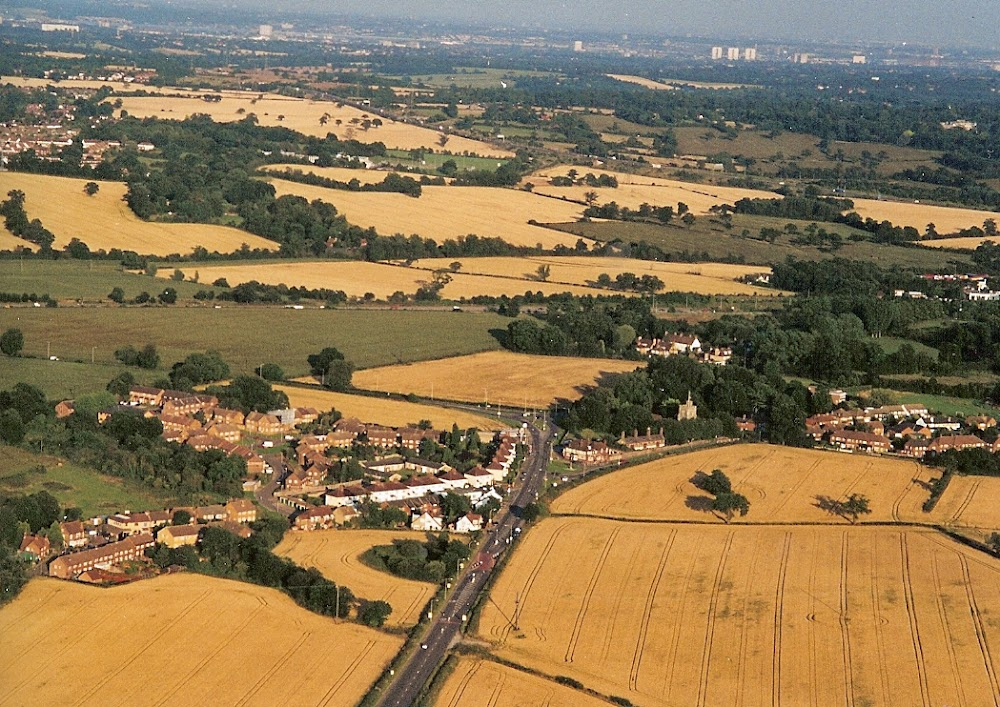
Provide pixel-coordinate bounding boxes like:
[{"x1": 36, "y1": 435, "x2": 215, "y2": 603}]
[
  {"x1": 0, "y1": 574, "x2": 402, "y2": 706},
  {"x1": 526, "y1": 166, "x2": 779, "y2": 213},
  {"x1": 269, "y1": 178, "x2": 583, "y2": 249},
  {"x1": 850, "y1": 197, "x2": 1000, "y2": 236},
  {"x1": 0, "y1": 173, "x2": 277, "y2": 255},
  {"x1": 183, "y1": 261, "x2": 601, "y2": 300},
  {"x1": 275, "y1": 529, "x2": 435, "y2": 627},
  {"x1": 352, "y1": 351, "x2": 643, "y2": 407},
  {"x1": 551, "y1": 444, "x2": 933, "y2": 523},
  {"x1": 274, "y1": 385, "x2": 500, "y2": 431},
  {"x1": 411, "y1": 255, "x2": 777, "y2": 296},
  {"x1": 436, "y1": 656, "x2": 611, "y2": 707},
  {"x1": 478, "y1": 516, "x2": 1000, "y2": 707},
  {"x1": 114, "y1": 91, "x2": 512, "y2": 156},
  {"x1": 606, "y1": 74, "x2": 676, "y2": 90}
]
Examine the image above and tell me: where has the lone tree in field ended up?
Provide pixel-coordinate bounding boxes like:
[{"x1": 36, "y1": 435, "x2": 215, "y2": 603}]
[
  {"x1": 536, "y1": 264, "x2": 551, "y2": 282},
  {"x1": 83, "y1": 181, "x2": 99, "y2": 196},
  {"x1": 842, "y1": 494, "x2": 871, "y2": 524},
  {"x1": 0, "y1": 328, "x2": 24, "y2": 357},
  {"x1": 696, "y1": 468, "x2": 732, "y2": 496},
  {"x1": 712, "y1": 492, "x2": 750, "y2": 523}
]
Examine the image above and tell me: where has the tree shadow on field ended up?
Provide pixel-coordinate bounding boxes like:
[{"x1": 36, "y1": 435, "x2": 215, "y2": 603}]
[
  {"x1": 685, "y1": 495, "x2": 715, "y2": 513},
  {"x1": 690, "y1": 471, "x2": 712, "y2": 492},
  {"x1": 814, "y1": 495, "x2": 847, "y2": 520},
  {"x1": 488, "y1": 328, "x2": 509, "y2": 347}
]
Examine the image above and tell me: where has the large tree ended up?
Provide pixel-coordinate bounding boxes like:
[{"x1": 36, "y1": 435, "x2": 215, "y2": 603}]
[
  {"x1": 712, "y1": 492, "x2": 750, "y2": 523},
  {"x1": 0, "y1": 328, "x2": 24, "y2": 357}
]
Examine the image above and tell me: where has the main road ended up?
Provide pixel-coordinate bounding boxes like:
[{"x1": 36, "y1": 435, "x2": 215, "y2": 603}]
[{"x1": 376, "y1": 413, "x2": 554, "y2": 707}]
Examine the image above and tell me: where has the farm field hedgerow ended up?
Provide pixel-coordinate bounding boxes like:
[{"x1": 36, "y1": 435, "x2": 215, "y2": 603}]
[
  {"x1": 0, "y1": 574, "x2": 402, "y2": 705},
  {"x1": 0, "y1": 307, "x2": 509, "y2": 377},
  {"x1": 0, "y1": 173, "x2": 278, "y2": 256},
  {"x1": 352, "y1": 351, "x2": 644, "y2": 408},
  {"x1": 550, "y1": 444, "x2": 934, "y2": 524},
  {"x1": 0, "y1": 260, "x2": 205, "y2": 302},
  {"x1": 477, "y1": 517, "x2": 1000, "y2": 707},
  {"x1": 274, "y1": 385, "x2": 500, "y2": 431},
  {"x1": 268, "y1": 178, "x2": 584, "y2": 249},
  {"x1": 274, "y1": 529, "x2": 436, "y2": 627},
  {"x1": 435, "y1": 656, "x2": 612, "y2": 707}
]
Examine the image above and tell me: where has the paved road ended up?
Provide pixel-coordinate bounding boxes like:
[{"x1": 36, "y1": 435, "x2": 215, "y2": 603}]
[{"x1": 376, "y1": 417, "x2": 554, "y2": 707}]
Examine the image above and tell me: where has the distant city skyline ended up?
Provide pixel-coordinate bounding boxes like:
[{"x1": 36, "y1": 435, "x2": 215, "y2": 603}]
[{"x1": 190, "y1": 0, "x2": 999, "y2": 49}]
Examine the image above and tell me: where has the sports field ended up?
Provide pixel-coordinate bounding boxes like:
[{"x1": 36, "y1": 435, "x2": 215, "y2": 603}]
[
  {"x1": 269, "y1": 178, "x2": 583, "y2": 249},
  {"x1": 411, "y1": 256, "x2": 777, "y2": 296},
  {"x1": 0, "y1": 172, "x2": 277, "y2": 255},
  {"x1": 352, "y1": 351, "x2": 644, "y2": 407},
  {"x1": 550, "y1": 444, "x2": 933, "y2": 523},
  {"x1": 477, "y1": 517, "x2": 1000, "y2": 707},
  {"x1": 113, "y1": 91, "x2": 512, "y2": 157},
  {"x1": 436, "y1": 656, "x2": 612, "y2": 707},
  {"x1": 274, "y1": 385, "x2": 500, "y2": 431},
  {"x1": 181, "y1": 261, "x2": 600, "y2": 300},
  {"x1": 0, "y1": 574, "x2": 402, "y2": 706},
  {"x1": 0, "y1": 307, "x2": 508, "y2": 376},
  {"x1": 275, "y1": 530, "x2": 435, "y2": 627}
]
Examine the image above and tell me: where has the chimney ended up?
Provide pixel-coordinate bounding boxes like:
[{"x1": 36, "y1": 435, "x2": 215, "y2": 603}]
[{"x1": 646, "y1": 426, "x2": 652, "y2": 437}]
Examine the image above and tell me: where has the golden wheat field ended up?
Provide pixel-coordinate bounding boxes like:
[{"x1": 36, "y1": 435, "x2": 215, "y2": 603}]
[
  {"x1": 551, "y1": 444, "x2": 934, "y2": 523},
  {"x1": 183, "y1": 261, "x2": 602, "y2": 300},
  {"x1": 478, "y1": 517, "x2": 1000, "y2": 707},
  {"x1": 352, "y1": 351, "x2": 643, "y2": 408},
  {"x1": 0, "y1": 229, "x2": 34, "y2": 251},
  {"x1": 436, "y1": 656, "x2": 613, "y2": 707},
  {"x1": 919, "y1": 236, "x2": 1000, "y2": 250},
  {"x1": 269, "y1": 178, "x2": 584, "y2": 249},
  {"x1": 0, "y1": 76, "x2": 188, "y2": 93},
  {"x1": 0, "y1": 574, "x2": 402, "y2": 706},
  {"x1": 275, "y1": 530, "x2": 435, "y2": 627},
  {"x1": 526, "y1": 167, "x2": 780, "y2": 214},
  {"x1": 274, "y1": 384, "x2": 500, "y2": 431},
  {"x1": 850, "y1": 197, "x2": 1000, "y2": 236},
  {"x1": 926, "y1": 475, "x2": 1000, "y2": 542},
  {"x1": 411, "y1": 256, "x2": 777, "y2": 296},
  {"x1": 0, "y1": 173, "x2": 277, "y2": 255},
  {"x1": 113, "y1": 91, "x2": 513, "y2": 156},
  {"x1": 606, "y1": 74, "x2": 677, "y2": 90}
]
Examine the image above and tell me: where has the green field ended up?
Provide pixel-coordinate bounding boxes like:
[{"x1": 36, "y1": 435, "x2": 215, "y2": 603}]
[
  {"x1": 0, "y1": 445, "x2": 173, "y2": 516},
  {"x1": 876, "y1": 336, "x2": 940, "y2": 360},
  {"x1": 546, "y1": 217, "x2": 974, "y2": 269},
  {"x1": 396, "y1": 68, "x2": 558, "y2": 89},
  {"x1": 0, "y1": 307, "x2": 508, "y2": 378},
  {"x1": 0, "y1": 260, "x2": 208, "y2": 302},
  {"x1": 383, "y1": 149, "x2": 507, "y2": 171},
  {"x1": 894, "y1": 391, "x2": 1000, "y2": 418},
  {"x1": 0, "y1": 357, "x2": 157, "y2": 399}
]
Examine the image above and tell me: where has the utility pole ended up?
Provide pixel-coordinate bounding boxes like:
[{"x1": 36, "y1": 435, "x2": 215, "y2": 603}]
[
  {"x1": 336, "y1": 584, "x2": 340, "y2": 619},
  {"x1": 513, "y1": 591, "x2": 521, "y2": 631}
]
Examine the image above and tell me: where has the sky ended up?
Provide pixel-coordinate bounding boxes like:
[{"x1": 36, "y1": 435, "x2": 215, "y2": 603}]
[{"x1": 234, "y1": 0, "x2": 1000, "y2": 49}]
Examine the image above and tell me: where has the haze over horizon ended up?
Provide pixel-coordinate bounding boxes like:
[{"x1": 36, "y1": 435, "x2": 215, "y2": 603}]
[{"x1": 187, "y1": 0, "x2": 999, "y2": 49}]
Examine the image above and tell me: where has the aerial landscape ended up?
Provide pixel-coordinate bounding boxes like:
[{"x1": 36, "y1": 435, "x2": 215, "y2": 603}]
[{"x1": 6, "y1": 0, "x2": 1000, "y2": 705}]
